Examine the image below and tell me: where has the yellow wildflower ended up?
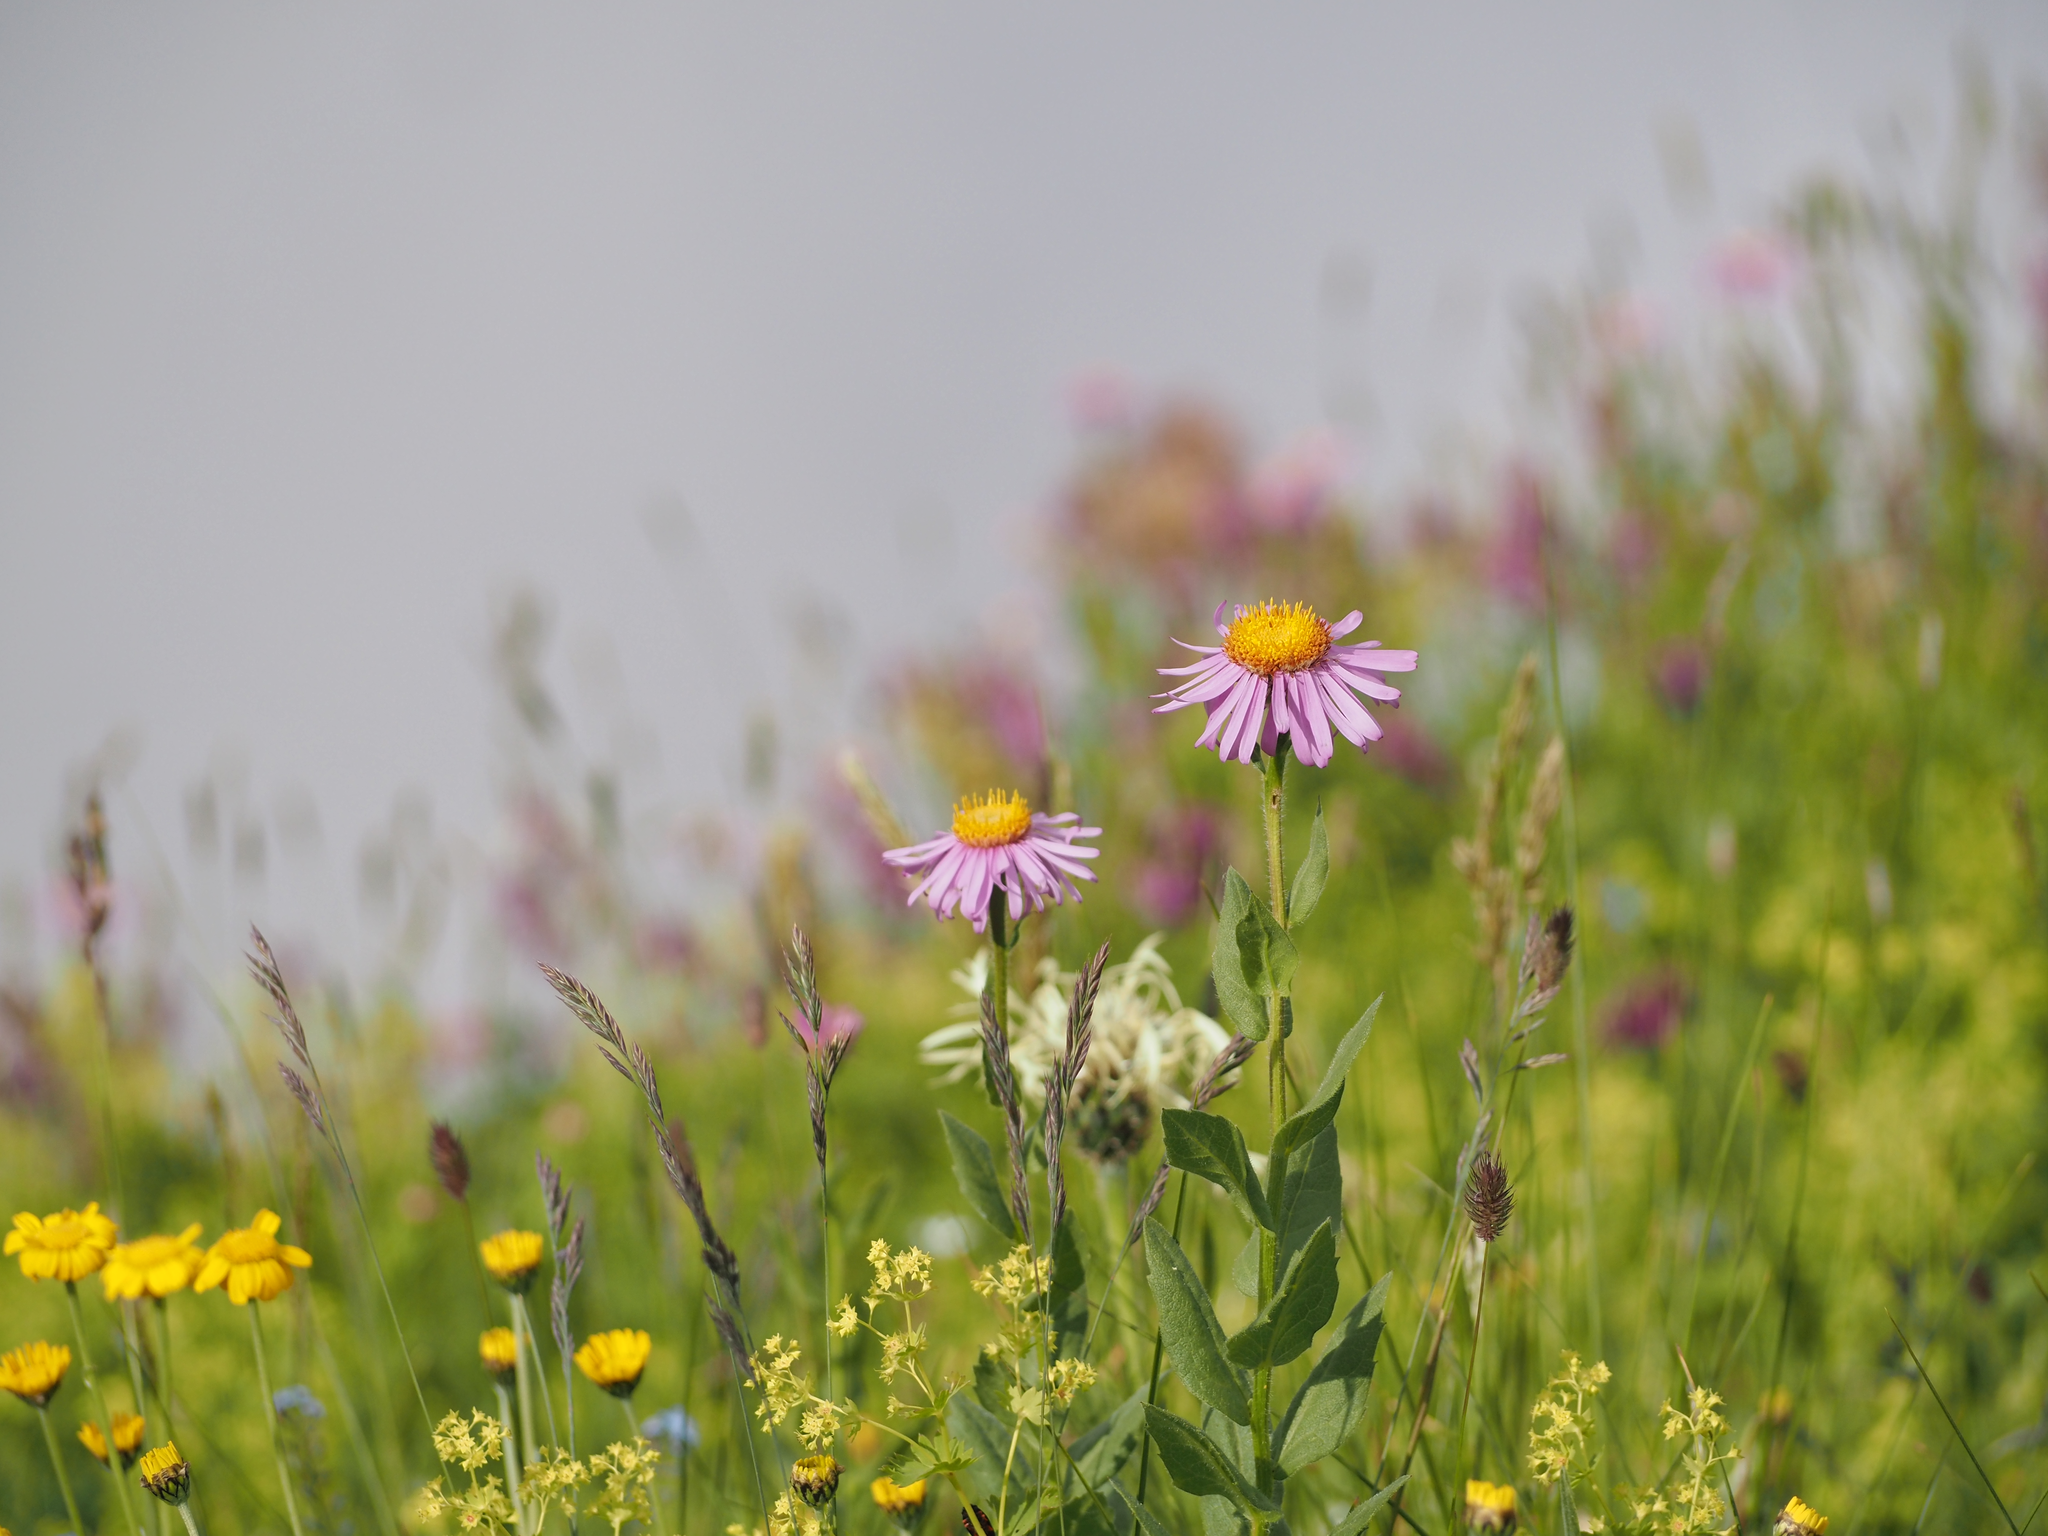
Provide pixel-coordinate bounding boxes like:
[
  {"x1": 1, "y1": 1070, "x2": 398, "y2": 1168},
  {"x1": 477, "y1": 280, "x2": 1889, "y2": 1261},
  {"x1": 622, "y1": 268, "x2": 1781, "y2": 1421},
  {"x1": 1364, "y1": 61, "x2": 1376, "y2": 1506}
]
[
  {"x1": 193, "y1": 1210, "x2": 312, "y2": 1304},
  {"x1": 79, "y1": 1410, "x2": 147, "y2": 1467},
  {"x1": 479, "y1": 1230, "x2": 546, "y2": 1293},
  {"x1": 0, "y1": 1341, "x2": 71, "y2": 1406},
  {"x1": 101, "y1": 1226, "x2": 207, "y2": 1301},
  {"x1": 138, "y1": 1442, "x2": 192, "y2": 1506},
  {"x1": 971, "y1": 1245, "x2": 1050, "y2": 1307},
  {"x1": 791, "y1": 1454, "x2": 841, "y2": 1508},
  {"x1": 1776, "y1": 1496, "x2": 1828, "y2": 1535},
  {"x1": 574, "y1": 1329, "x2": 652, "y2": 1398},
  {"x1": 871, "y1": 1475, "x2": 929, "y2": 1530},
  {"x1": 479, "y1": 1327, "x2": 519, "y2": 1384},
  {"x1": 430, "y1": 1409, "x2": 506, "y2": 1473},
  {"x1": 1465, "y1": 1479, "x2": 1517, "y2": 1530},
  {"x1": 1046, "y1": 1356, "x2": 1097, "y2": 1406},
  {"x1": 829, "y1": 1297, "x2": 860, "y2": 1338},
  {"x1": 747, "y1": 1336, "x2": 809, "y2": 1429},
  {"x1": 1527, "y1": 1352, "x2": 1610, "y2": 1486},
  {"x1": 6, "y1": 1204, "x2": 118, "y2": 1282}
]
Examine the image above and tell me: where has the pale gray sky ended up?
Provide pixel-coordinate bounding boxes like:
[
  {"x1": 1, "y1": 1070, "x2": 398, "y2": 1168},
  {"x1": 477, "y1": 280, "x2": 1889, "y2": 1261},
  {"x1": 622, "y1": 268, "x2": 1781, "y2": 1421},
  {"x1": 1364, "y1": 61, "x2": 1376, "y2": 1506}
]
[{"x1": 2, "y1": 4, "x2": 2042, "y2": 988}]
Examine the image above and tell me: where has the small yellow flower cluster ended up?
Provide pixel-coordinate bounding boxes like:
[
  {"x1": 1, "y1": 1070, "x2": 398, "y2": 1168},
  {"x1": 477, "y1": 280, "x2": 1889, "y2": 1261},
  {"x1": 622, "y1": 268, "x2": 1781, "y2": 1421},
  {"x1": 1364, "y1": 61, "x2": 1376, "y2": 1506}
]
[
  {"x1": 1045, "y1": 1356, "x2": 1097, "y2": 1406},
  {"x1": 585, "y1": 1439, "x2": 661, "y2": 1536},
  {"x1": 863, "y1": 1239, "x2": 933, "y2": 1305},
  {"x1": 431, "y1": 1409, "x2": 506, "y2": 1473},
  {"x1": 797, "y1": 1399, "x2": 850, "y2": 1453},
  {"x1": 1527, "y1": 1352, "x2": 1611, "y2": 1487},
  {"x1": 418, "y1": 1476, "x2": 515, "y2": 1534},
  {"x1": 1621, "y1": 1385, "x2": 1738, "y2": 1536},
  {"x1": 767, "y1": 1490, "x2": 824, "y2": 1536},
  {"x1": 970, "y1": 1245, "x2": 1050, "y2": 1307},
  {"x1": 877, "y1": 1324, "x2": 928, "y2": 1383},
  {"x1": 748, "y1": 1336, "x2": 811, "y2": 1430}
]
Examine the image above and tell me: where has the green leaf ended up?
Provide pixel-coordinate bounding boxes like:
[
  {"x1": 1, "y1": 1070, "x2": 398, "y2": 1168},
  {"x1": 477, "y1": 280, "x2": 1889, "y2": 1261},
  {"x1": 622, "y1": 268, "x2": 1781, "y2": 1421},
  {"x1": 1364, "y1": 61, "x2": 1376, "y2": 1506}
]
[
  {"x1": 1267, "y1": 998, "x2": 1379, "y2": 1173},
  {"x1": 1328, "y1": 1476, "x2": 1408, "y2": 1536},
  {"x1": 1288, "y1": 802, "x2": 1331, "y2": 926},
  {"x1": 1044, "y1": 1212, "x2": 1090, "y2": 1357},
  {"x1": 1232, "y1": 1124, "x2": 1341, "y2": 1298},
  {"x1": 1068, "y1": 1390, "x2": 1148, "y2": 1490},
  {"x1": 1237, "y1": 878, "x2": 1300, "y2": 1001},
  {"x1": 940, "y1": 1111, "x2": 1017, "y2": 1239},
  {"x1": 1144, "y1": 1218, "x2": 1251, "y2": 1424},
  {"x1": 1114, "y1": 1486, "x2": 1174, "y2": 1536},
  {"x1": 1560, "y1": 1470, "x2": 1580, "y2": 1536},
  {"x1": 895, "y1": 1426, "x2": 978, "y2": 1482},
  {"x1": 1161, "y1": 1108, "x2": 1272, "y2": 1231},
  {"x1": 1211, "y1": 868, "x2": 1267, "y2": 1040},
  {"x1": 1142, "y1": 1404, "x2": 1277, "y2": 1514},
  {"x1": 972, "y1": 1351, "x2": 1012, "y2": 1416},
  {"x1": 1276, "y1": 1274, "x2": 1390, "y2": 1474},
  {"x1": 1225, "y1": 1219, "x2": 1339, "y2": 1370},
  {"x1": 946, "y1": 1393, "x2": 1028, "y2": 1502}
]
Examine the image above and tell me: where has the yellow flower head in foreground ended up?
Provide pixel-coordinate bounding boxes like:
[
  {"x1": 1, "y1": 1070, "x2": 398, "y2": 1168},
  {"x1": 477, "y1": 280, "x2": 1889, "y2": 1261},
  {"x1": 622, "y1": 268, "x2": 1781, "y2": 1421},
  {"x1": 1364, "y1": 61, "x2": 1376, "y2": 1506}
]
[
  {"x1": 194, "y1": 1210, "x2": 311, "y2": 1304},
  {"x1": 138, "y1": 1442, "x2": 192, "y2": 1505},
  {"x1": 480, "y1": 1230, "x2": 546, "y2": 1293},
  {"x1": 0, "y1": 1340, "x2": 72, "y2": 1406},
  {"x1": 1465, "y1": 1479, "x2": 1518, "y2": 1530},
  {"x1": 1776, "y1": 1496, "x2": 1828, "y2": 1535},
  {"x1": 79, "y1": 1410, "x2": 148, "y2": 1467},
  {"x1": 871, "y1": 1475, "x2": 928, "y2": 1530},
  {"x1": 7, "y1": 1204, "x2": 118, "y2": 1282},
  {"x1": 575, "y1": 1329, "x2": 652, "y2": 1398},
  {"x1": 102, "y1": 1226, "x2": 207, "y2": 1302},
  {"x1": 480, "y1": 1327, "x2": 519, "y2": 1384}
]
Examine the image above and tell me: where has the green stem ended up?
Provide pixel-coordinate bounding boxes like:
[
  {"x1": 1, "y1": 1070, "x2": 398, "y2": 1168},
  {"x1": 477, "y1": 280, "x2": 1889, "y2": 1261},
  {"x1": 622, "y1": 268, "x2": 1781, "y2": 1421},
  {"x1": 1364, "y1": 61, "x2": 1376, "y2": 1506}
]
[
  {"x1": 154, "y1": 1298, "x2": 175, "y2": 1438},
  {"x1": 249, "y1": 1304, "x2": 309, "y2": 1536},
  {"x1": 178, "y1": 1505, "x2": 204, "y2": 1536},
  {"x1": 67, "y1": 1281, "x2": 146, "y2": 1536},
  {"x1": 819, "y1": 1154, "x2": 833, "y2": 1404},
  {"x1": 1252, "y1": 742, "x2": 1291, "y2": 1532},
  {"x1": 619, "y1": 1398, "x2": 666, "y2": 1536},
  {"x1": 513, "y1": 1295, "x2": 560, "y2": 1456},
  {"x1": 121, "y1": 1303, "x2": 169, "y2": 1536},
  {"x1": 497, "y1": 1383, "x2": 525, "y2": 1532},
  {"x1": 38, "y1": 1403, "x2": 88, "y2": 1536},
  {"x1": 987, "y1": 903, "x2": 1013, "y2": 1107}
]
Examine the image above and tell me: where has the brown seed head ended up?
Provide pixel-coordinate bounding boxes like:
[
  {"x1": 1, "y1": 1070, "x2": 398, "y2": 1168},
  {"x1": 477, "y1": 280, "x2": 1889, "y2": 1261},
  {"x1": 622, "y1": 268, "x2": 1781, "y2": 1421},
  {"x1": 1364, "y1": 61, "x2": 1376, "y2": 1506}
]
[
  {"x1": 428, "y1": 1122, "x2": 470, "y2": 1202},
  {"x1": 1464, "y1": 1151, "x2": 1514, "y2": 1244}
]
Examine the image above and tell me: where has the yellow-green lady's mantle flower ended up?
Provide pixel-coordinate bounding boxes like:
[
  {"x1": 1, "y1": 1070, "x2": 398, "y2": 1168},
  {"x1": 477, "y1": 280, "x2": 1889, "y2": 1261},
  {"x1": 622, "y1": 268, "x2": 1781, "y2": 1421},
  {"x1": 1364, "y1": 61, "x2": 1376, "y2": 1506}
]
[{"x1": 7, "y1": 1204, "x2": 118, "y2": 1282}]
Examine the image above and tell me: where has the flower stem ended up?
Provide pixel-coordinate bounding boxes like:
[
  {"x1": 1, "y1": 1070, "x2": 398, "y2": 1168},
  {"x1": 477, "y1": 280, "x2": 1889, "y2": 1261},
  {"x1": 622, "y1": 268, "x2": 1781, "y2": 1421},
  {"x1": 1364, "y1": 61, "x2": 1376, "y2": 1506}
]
[
  {"x1": 1250, "y1": 742, "x2": 1291, "y2": 1534},
  {"x1": 153, "y1": 1297, "x2": 175, "y2": 1437},
  {"x1": 618, "y1": 1398, "x2": 667, "y2": 1536},
  {"x1": 38, "y1": 1403, "x2": 87, "y2": 1536},
  {"x1": 122, "y1": 1302, "x2": 170, "y2": 1536},
  {"x1": 66, "y1": 1281, "x2": 146, "y2": 1536},
  {"x1": 496, "y1": 1382, "x2": 525, "y2": 1532},
  {"x1": 987, "y1": 903, "x2": 1013, "y2": 1107},
  {"x1": 513, "y1": 1295, "x2": 560, "y2": 1459},
  {"x1": 178, "y1": 1504, "x2": 204, "y2": 1536},
  {"x1": 249, "y1": 1303, "x2": 309, "y2": 1536}
]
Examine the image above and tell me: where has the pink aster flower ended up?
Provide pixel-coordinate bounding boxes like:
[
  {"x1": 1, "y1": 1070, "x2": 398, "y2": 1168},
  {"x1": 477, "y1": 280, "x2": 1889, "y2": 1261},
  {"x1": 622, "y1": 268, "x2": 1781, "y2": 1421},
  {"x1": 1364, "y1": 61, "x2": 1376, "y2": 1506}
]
[
  {"x1": 1154, "y1": 600, "x2": 1417, "y2": 767},
  {"x1": 882, "y1": 790, "x2": 1101, "y2": 933}
]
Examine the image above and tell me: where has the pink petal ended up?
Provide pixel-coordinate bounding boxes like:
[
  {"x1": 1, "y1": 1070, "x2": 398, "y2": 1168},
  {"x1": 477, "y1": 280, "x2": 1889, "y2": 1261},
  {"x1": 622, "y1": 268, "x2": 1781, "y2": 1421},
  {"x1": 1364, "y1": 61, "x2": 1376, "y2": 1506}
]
[{"x1": 1327, "y1": 610, "x2": 1364, "y2": 639}]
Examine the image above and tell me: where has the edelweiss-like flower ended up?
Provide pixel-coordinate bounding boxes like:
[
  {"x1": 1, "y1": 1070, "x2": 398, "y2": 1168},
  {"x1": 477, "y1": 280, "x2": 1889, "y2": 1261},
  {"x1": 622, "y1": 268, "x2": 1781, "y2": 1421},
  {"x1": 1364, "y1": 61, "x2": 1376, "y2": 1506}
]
[
  {"x1": 193, "y1": 1210, "x2": 311, "y2": 1304},
  {"x1": 7, "y1": 1203, "x2": 119, "y2": 1282},
  {"x1": 102, "y1": 1226, "x2": 207, "y2": 1301},
  {"x1": 882, "y1": 790, "x2": 1100, "y2": 933},
  {"x1": 1155, "y1": 600, "x2": 1416, "y2": 766}
]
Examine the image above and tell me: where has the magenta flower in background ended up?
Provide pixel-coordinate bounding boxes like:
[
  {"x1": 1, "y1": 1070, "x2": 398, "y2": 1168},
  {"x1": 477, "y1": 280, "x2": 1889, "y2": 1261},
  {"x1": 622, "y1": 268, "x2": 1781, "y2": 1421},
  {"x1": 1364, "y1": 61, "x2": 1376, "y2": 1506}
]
[
  {"x1": 882, "y1": 790, "x2": 1101, "y2": 934},
  {"x1": 1154, "y1": 600, "x2": 1417, "y2": 767},
  {"x1": 790, "y1": 1002, "x2": 864, "y2": 1053},
  {"x1": 1606, "y1": 969, "x2": 1688, "y2": 1051},
  {"x1": 1654, "y1": 641, "x2": 1708, "y2": 716}
]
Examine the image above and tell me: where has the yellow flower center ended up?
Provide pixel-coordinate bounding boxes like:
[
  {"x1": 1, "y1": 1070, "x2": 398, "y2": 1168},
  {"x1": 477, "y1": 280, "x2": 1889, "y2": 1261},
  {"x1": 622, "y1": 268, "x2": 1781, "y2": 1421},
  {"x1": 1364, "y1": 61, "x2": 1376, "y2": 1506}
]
[
  {"x1": 951, "y1": 791, "x2": 1033, "y2": 848},
  {"x1": 215, "y1": 1229, "x2": 278, "y2": 1263},
  {"x1": 1222, "y1": 600, "x2": 1331, "y2": 675}
]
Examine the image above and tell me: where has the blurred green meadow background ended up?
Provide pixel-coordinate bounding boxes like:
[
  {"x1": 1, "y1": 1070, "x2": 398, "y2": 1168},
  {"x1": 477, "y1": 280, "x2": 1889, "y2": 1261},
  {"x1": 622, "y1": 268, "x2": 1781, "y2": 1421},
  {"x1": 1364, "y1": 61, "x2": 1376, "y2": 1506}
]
[{"x1": 7, "y1": 73, "x2": 2048, "y2": 1536}]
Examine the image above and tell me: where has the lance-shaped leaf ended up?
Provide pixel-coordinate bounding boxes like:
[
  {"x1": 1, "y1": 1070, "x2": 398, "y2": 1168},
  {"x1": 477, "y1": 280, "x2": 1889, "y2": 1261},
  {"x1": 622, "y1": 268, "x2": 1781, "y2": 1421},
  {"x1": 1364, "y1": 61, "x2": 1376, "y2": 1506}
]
[
  {"x1": 1226, "y1": 1219, "x2": 1338, "y2": 1371},
  {"x1": 1144, "y1": 1218, "x2": 1250, "y2": 1424},
  {"x1": 1162, "y1": 1108, "x2": 1273, "y2": 1231},
  {"x1": 1288, "y1": 802, "x2": 1331, "y2": 926},
  {"x1": 1268, "y1": 998, "x2": 1380, "y2": 1174},
  {"x1": 945, "y1": 1393, "x2": 1023, "y2": 1503},
  {"x1": 1044, "y1": 1211, "x2": 1089, "y2": 1358},
  {"x1": 940, "y1": 1111, "x2": 1017, "y2": 1239},
  {"x1": 1142, "y1": 1404, "x2": 1278, "y2": 1514},
  {"x1": 1276, "y1": 1273, "x2": 1390, "y2": 1474},
  {"x1": 1328, "y1": 1476, "x2": 1408, "y2": 1536},
  {"x1": 1210, "y1": 868, "x2": 1267, "y2": 1039},
  {"x1": 1068, "y1": 1389, "x2": 1148, "y2": 1491},
  {"x1": 1232, "y1": 1122, "x2": 1340, "y2": 1298}
]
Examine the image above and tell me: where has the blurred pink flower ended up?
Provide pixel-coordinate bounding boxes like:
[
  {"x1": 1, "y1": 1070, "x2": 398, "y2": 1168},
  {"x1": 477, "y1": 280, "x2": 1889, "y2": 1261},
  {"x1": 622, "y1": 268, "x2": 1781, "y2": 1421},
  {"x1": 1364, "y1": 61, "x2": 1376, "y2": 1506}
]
[
  {"x1": 1129, "y1": 805, "x2": 1220, "y2": 928},
  {"x1": 1248, "y1": 429, "x2": 1346, "y2": 532},
  {"x1": 1486, "y1": 469, "x2": 1549, "y2": 611},
  {"x1": 1067, "y1": 367, "x2": 1142, "y2": 433},
  {"x1": 791, "y1": 1002, "x2": 864, "y2": 1052},
  {"x1": 1709, "y1": 229, "x2": 1796, "y2": 301},
  {"x1": 1155, "y1": 600, "x2": 1417, "y2": 767},
  {"x1": 1371, "y1": 713, "x2": 1451, "y2": 790},
  {"x1": 882, "y1": 790, "x2": 1101, "y2": 933},
  {"x1": 1605, "y1": 970, "x2": 1688, "y2": 1050},
  {"x1": 1654, "y1": 641, "x2": 1707, "y2": 716},
  {"x1": 1607, "y1": 511, "x2": 1660, "y2": 589},
  {"x1": 1593, "y1": 292, "x2": 1663, "y2": 358}
]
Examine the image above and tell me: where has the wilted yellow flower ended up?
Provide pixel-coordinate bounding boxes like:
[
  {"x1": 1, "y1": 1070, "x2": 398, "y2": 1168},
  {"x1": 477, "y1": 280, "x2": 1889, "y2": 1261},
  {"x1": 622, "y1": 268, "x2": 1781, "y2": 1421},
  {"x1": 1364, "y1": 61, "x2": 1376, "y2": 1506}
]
[
  {"x1": 1776, "y1": 1496, "x2": 1828, "y2": 1535},
  {"x1": 0, "y1": 1341, "x2": 72, "y2": 1406},
  {"x1": 138, "y1": 1442, "x2": 192, "y2": 1506},
  {"x1": 479, "y1": 1327, "x2": 519, "y2": 1383},
  {"x1": 102, "y1": 1226, "x2": 207, "y2": 1301},
  {"x1": 79, "y1": 1410, "x2": 147, "y2": 1467},
  {"x1": 479, "y1": 1230, "x2": 545, "y2": 1292},
  {"x1": 6, "y1": 1204, "x2": 118, "y2": 1282},
  {"x1": 193, "y1": 1210, "x2": 311, "y2": 1304},
  {"x1": 790, "y1": 1454, "x2": 841, "y2": 1509},
  {"x1": 1465, "y1": 1479, "x2": 1517, "y2": 1530},
  {"x1": 575, "y1": 1330, "x2": 652, "y2": 1398},
  {"x1": 871, "y1": 1475, "x2": 928, "y2": 1530}
]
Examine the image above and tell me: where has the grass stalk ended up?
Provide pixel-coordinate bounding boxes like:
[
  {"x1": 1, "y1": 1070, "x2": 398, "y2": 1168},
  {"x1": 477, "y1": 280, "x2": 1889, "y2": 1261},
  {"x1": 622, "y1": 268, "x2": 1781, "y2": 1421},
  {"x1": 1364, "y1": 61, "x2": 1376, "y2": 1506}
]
[
  {"x1": 67, "y1": 1280, "x2": 146, "y2": 1536},
  {"x1": 248, "y1": 1303, "x2": 309, "y2": 1536},
  {"x1": 38, "y1": 1402, "x2": 88, "y2": 1536}
]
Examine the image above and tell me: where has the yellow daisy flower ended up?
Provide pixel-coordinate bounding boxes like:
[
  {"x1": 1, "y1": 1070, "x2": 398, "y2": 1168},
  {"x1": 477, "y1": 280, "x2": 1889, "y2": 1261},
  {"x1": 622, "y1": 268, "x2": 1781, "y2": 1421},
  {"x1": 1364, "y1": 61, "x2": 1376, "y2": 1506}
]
[
  {"x1": 193, "y1": 1210, "x2": 312, "y2": 1305},
  {"x1": 6, "y1": 1204, "x2": 118, "y2": 1282},
  {"x1": 1776, "y1": 1496, "x2": 1828, "y2": 1535},
  {"x1": 0, "y1": 1340, "x2": 72, "y2": 1406},
  {"x1": 1465, "y1": 1479, "x2": 1517, "y2": 1531},
  {"x1": 480, "y1": 1327, "x2": 519, "y2": 1384},
  {"x1": 79, "y1": 1410, "x2": 148, "y2": 1468},
  {"x1": 479, "y1": 1229, "x2": 546, "y2": 1293},
  {"x1": 138, "y1": 1442, "x2": 193, "y2": 1505},
  {"x1": 790, "y1": 1454, "x2": 841, "y2": 1509},
  {"x1": 573, "y1": 1328, "x2": 652, "y2": 1398},
  {"x1": 102, "y1": 1226, "x2": 207, "y2": 1302},
  {"x1": 871, "y1": 1475, "x2": 928, "y2": 1530}
]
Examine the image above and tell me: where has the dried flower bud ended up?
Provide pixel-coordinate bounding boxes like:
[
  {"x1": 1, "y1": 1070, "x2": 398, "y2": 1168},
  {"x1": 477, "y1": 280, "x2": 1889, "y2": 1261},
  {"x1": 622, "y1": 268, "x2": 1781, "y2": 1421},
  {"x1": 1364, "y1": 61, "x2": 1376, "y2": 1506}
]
[
  {"x1": 1775, "y1": 1495, "x2": 1828, "y2": 1535},
  {"x1": 791, "y1": 1453, "x2": 841, "y2": 1509},
  {"x1": 428, "y1": 1122, "x2": 470, "y2": 1202},
  {"x1": 1464, "y1": 1151, "x2": 1514, "y2": 1245}
]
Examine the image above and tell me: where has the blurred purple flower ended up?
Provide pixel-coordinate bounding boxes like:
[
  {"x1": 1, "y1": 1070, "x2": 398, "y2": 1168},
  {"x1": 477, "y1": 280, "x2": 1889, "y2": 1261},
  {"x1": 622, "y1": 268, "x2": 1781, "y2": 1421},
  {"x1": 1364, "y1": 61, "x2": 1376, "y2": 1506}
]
[
  {"x1": 1371, "y1": 713, "x2": 1452, "y2": 790},
  {"x1": 1605, "y1": 970, "x2": 1688, "y2": 1051},
  {"x1": 1607, "y1": 511, "x2": 1660, "y2": 590},
  {"x1": 1247, "y1": 429, "x2": 1345, "y2": 532},
  {"x1": 1067, "y1": 367, "x2": 1142, "y2": 434},
  {"x1": 1485, "y1": 469, "x2": 1549, "y2": 612},
  {"x1": 1709, "y1": 229, "x2": 1796, "y2": 301},
  {"x1": 1130, "y1": 805, "x2": 1219, "y2": 928},
  {"x1": 791, "y1": 1002, "x2": 864, "y2": 1053},
  {"x1": 1654, "y1": 641, "x2": 1708, "y2": 716}
]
